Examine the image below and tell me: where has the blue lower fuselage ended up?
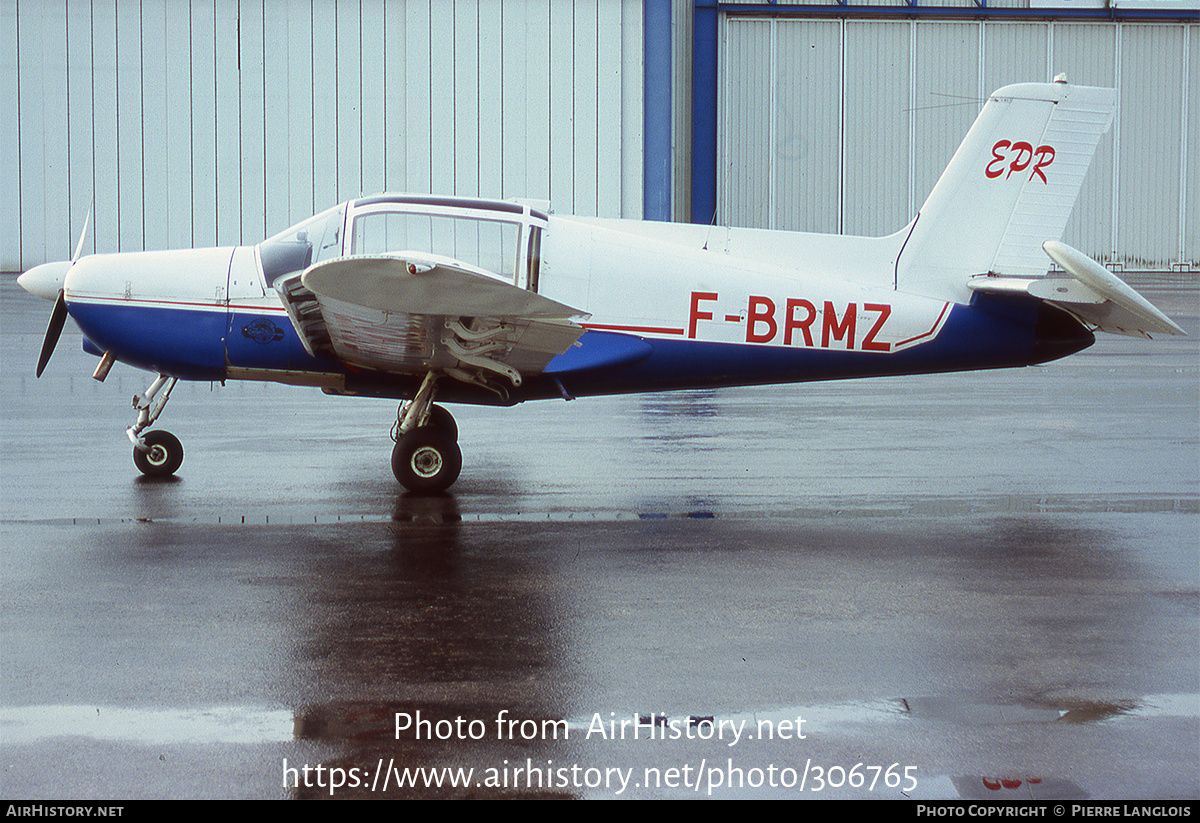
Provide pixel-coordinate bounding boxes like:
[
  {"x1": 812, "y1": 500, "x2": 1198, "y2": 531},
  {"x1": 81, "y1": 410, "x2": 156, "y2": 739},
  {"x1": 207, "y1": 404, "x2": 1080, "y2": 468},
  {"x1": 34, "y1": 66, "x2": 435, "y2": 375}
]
[{"x1": 65, "y1": 291, "x2": 1093, "y2": 405}]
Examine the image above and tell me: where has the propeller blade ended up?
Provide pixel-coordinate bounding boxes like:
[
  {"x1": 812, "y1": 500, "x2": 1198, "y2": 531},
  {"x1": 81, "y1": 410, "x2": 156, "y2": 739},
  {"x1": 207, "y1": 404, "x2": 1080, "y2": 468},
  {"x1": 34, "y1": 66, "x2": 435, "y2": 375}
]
[
  {"x1": 72, "y1": 209, "x2": 92, "y2": 263},
  {"x1": 36, "y1": 290, "x2": 68, "y2": 378}
]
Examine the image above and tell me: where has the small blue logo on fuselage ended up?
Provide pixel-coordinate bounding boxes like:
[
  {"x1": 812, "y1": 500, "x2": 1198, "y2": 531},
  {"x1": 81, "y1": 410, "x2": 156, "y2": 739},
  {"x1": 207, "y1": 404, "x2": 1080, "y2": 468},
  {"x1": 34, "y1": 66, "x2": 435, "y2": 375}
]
[{"x1": 242, "y1": 318, "x2": 286, "y2": 344}]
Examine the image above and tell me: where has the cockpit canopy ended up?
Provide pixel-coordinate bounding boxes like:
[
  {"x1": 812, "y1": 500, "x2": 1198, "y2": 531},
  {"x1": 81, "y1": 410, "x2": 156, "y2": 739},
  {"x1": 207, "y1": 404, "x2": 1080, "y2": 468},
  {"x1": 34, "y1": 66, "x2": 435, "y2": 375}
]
[{"x1": 257, "y1": 194, "x2": 549, "y2": 290}]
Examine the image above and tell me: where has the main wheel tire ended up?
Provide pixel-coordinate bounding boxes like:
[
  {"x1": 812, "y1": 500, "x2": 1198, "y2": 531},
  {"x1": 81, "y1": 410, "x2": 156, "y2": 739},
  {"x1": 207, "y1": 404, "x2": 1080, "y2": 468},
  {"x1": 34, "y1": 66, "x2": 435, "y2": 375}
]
[
  {"x1": 392, "y1": 427, "x2": 462, "y2": 493},
  {"x1": 425, "y1": 404, "x2": 458, "y2": 441},
  {"x1": 133, "y1": 430, "x2": 184, "y2": 477}
]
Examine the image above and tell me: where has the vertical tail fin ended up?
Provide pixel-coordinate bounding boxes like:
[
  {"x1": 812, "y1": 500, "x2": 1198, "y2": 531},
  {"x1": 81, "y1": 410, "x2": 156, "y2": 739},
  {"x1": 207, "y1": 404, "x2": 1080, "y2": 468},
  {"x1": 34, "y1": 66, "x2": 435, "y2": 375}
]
[{"x1": 896, "y1": 81, "x2": 1117, "y2": 302}]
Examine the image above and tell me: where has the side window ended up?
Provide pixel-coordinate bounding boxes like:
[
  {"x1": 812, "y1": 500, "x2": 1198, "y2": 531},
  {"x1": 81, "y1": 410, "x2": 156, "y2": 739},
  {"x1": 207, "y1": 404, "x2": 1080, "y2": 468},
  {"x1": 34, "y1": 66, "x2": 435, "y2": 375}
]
[
  {"x1": 258, "y1": 204, "x2": 346, "y2": 286},
  {"x1": 352, "y1": 212, "x2": 520, "y2": 281},
  {"x1": 312, "y1": 209, "x2": 345, "y2": 263}
]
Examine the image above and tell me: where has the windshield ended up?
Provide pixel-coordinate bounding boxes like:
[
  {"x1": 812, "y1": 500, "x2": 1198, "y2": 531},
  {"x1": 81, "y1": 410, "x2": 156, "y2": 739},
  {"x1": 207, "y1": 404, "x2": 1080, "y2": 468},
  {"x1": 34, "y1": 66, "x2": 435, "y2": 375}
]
[{"x1": 258, "y1": 204, "x2": 346, "y2": 286}]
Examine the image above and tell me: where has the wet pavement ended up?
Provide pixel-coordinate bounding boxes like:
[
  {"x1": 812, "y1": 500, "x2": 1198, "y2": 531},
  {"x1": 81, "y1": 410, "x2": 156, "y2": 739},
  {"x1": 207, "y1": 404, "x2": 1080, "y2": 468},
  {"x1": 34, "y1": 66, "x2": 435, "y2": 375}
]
[{"x1": 1, "y1": 275, "x2": 1197, "y2": 799}]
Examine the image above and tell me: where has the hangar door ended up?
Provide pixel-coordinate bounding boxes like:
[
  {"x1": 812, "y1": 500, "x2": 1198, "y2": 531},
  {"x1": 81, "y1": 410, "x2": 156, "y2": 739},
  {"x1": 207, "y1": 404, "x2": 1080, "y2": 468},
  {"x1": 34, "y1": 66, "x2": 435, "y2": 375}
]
[
  {"x1": 718, "y1": 17, "x2": 1199, "y2": 273},
  {"x1": 5, "y1": 0, "x2": 643, "y2": 271}
]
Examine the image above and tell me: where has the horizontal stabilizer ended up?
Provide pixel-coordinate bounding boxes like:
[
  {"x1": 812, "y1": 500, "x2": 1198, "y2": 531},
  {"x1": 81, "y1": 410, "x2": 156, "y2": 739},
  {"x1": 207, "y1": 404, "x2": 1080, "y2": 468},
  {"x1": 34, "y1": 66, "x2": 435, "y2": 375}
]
[
  {"x1": 966, "y1": 241, "x2": 1186, "y2": 338},
  {"x1": 1042, "y1": 241, "x2": 1185, "y2": 337}
]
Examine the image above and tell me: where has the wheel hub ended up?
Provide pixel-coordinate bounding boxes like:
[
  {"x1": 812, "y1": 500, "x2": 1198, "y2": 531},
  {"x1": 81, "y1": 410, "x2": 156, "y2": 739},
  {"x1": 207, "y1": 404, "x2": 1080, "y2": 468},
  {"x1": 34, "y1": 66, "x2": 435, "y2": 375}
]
[{"x1": 410, "y1": 446, "x2": 444, "y2": 478}]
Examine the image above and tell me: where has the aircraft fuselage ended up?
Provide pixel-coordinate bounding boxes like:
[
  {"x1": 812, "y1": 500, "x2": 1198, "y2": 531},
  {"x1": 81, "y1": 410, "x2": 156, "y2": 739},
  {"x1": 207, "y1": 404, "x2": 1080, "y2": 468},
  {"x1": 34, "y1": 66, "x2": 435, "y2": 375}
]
[{"x1": 47, "y1": 203, "x2": 1093, "y2": 407}]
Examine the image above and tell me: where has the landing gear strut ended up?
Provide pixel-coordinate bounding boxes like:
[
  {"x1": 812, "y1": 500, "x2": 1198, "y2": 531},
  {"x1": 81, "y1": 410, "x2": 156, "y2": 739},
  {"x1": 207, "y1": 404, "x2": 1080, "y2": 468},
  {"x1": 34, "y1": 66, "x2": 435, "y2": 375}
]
[
  {"x1": 128, "y1": 374, "x2": 183, "y2": 477},
  {"x1": 391, "y1": 372, "x2": 461, "y2": 493}
]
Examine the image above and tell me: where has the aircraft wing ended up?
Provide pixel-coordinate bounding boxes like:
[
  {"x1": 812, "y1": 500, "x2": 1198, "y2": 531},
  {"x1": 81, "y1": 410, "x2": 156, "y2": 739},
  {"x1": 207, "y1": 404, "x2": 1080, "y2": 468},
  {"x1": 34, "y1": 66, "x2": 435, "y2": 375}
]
[
  {"x1": 276, "y1": 252, "x2": 588, "y2": 387},
  {"x1": 967, "y1": 242, "x2": 1186, "y2": 339}
]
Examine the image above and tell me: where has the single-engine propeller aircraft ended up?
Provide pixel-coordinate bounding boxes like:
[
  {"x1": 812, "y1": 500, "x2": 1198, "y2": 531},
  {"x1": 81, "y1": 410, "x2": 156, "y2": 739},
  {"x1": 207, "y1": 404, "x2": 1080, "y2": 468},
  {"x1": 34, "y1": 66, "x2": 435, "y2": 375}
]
[{"x1": 18, "y1": 80, "x2": 1186, "y2": 492}]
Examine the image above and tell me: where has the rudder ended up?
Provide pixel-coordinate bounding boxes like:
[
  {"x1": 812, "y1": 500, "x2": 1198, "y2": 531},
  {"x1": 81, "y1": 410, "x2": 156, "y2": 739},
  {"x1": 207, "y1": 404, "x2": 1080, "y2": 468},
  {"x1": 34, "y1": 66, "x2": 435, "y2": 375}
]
[{"x1": 895, "y1": 81, "x2": 1117, "y2": 303}]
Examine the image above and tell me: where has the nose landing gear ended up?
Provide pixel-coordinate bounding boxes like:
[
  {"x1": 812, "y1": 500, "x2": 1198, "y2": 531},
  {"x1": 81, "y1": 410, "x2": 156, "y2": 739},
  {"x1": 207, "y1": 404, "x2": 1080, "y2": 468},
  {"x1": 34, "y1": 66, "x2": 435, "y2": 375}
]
[{"x1": 128, "y1": 374, "x2": 183, "y2": 477}]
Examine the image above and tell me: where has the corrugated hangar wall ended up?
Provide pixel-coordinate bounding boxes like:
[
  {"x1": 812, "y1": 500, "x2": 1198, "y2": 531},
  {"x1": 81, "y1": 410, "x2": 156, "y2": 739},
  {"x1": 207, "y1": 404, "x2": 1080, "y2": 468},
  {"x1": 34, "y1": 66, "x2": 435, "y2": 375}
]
[
  {"x1": 714, "y1": 15, "x2": 1199, "y2": 272},
  {"x1": 1, "y1": 0, "x2": 645, "y2": 271},
  {"x1": 4, "y1": 0, "x2": 1197, "y2": 273}
]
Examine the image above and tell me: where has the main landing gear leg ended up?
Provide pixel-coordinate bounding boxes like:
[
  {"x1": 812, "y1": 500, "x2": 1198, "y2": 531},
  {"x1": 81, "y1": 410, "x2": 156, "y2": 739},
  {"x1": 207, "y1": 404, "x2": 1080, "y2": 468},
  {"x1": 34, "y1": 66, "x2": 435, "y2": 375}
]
[
  {"x1": 128, "y1": 374, "x2": 184, "y2": 477},
  {"x1": 391, "y1": 372, "x2": 462, "y2": 494}
]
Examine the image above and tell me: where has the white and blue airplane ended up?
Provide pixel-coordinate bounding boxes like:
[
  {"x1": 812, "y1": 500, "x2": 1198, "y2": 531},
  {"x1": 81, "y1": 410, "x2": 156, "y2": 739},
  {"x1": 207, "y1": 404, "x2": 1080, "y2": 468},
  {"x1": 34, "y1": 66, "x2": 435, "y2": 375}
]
[{"x1": 17, "y1": 80, "x2": 1185, "y2": 493}]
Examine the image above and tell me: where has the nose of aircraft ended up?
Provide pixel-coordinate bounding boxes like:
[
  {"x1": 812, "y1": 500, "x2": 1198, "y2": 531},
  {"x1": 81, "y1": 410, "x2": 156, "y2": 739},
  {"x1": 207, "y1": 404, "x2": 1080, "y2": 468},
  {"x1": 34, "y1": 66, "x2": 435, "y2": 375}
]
[{"x1": 17, "y1": 261, "x2": 72, "y2": 301}]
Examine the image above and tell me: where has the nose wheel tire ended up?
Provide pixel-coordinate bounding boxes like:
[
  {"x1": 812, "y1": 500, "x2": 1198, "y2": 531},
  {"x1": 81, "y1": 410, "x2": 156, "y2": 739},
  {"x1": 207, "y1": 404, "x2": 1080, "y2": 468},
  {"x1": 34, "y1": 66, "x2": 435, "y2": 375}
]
[
  {"x1": 392, "y1": 427, "x2": 462, "y2": 493},
  {"x1": 133, "y1": 430, "x2": 184, "y2": 477}
]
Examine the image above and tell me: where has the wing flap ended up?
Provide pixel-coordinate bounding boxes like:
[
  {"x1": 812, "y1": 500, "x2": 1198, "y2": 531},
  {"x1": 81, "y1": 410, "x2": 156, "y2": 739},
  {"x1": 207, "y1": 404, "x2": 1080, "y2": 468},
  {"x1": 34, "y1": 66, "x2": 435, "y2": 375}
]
[{"x1": 291, "y1": 254, "x2": 589, "y2": 380}]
